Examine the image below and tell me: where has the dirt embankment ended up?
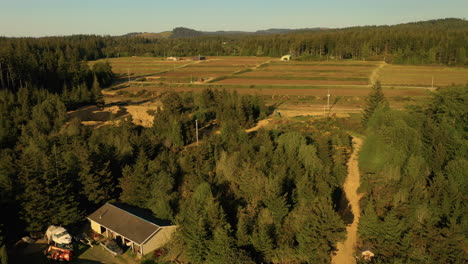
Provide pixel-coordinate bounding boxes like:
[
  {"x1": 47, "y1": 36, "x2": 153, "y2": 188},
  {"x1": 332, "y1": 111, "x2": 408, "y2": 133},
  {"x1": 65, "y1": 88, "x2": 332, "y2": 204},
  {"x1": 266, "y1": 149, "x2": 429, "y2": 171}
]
[{"x1": 332, "y1": 137, "x2": 363, "y2": 264}]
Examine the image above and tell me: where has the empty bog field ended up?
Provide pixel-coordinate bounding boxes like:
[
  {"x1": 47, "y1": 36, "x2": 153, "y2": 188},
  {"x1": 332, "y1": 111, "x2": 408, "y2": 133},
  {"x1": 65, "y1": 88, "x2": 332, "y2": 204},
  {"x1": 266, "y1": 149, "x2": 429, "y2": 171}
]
[
  {"x1": 89, "y1": 57, "x2": 193, "y2": 79},
  {"x1": 149, "y1": 56, "x2": 273, "y2": 83},
  {"x1": 212, "y1": 60, "x2": 376, "y2": 85},
  {"x1": 94, "y1": 56, "x2": 468, "y2": 100},
  {"x1": 93, "y1": 57, "x2": 468, "y2": 88},
  {"x1": 379, "y1": 65, "x2": 468, "y2": 86}
]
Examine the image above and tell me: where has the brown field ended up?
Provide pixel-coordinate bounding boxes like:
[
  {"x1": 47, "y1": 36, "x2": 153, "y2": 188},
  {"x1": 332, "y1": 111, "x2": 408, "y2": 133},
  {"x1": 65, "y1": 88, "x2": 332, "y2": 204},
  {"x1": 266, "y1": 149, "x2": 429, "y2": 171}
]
[
  {"x1": 216, "y1": 78, "x2": 368, "y2": 85},
  {"x1": 77, "y1": 57, "x2": 468, "y2": 127},
  {"x1": 88, "y1": 57, "x2": 467, "y2": 123},
  {"x1": 141, "y1": 57, "x2": 273, "y2": 83},
  {"x1": 191, "y1": 56, "x2": 274, "y2": 66},
  {"x1": 89, "y1": 57, "x2": 197, "y2": 79},
  {"x1": 238, "y1": 70, "x2": 371, "y2": 78},
  {"x1": 212, "y1": 60, "x2": 377, "y2": 85},
  {"x1": 380, "y1": 65, "x2": 468, "y2": 86},
  {"x1": 115, "y1": 85, "x2": 429, "y2": 97}
]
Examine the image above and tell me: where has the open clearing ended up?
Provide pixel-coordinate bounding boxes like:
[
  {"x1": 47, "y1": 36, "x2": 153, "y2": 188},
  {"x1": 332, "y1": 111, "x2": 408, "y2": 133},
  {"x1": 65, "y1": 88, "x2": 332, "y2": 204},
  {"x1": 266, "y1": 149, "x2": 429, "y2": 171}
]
[
  {"x1": 218, "y1": 60, "x2": 376, "y2": 86},
  {"x1": 380, "y1": 65, "x2": 468, "y2": 86},
  {"x1": 82, "y1": 56, "x2": 467, "y2": 127},
  {"x1": 89, "y1": 57, "x2": 195, "y2": 80}
]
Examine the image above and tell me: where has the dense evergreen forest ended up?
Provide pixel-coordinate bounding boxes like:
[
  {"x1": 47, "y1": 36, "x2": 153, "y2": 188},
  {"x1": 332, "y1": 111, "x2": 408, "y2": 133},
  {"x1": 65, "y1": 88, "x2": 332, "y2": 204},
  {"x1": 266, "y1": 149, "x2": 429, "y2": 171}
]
[
  {"x1": 0, "y1": 17, "x2": 467, "y2": 264},
  {"x1": 358, "y1": 86, "x2": 467, "y2": 263},
  {"x1": 1, "y1": 18, "x2": 467, "y2": 71},
  {"x1": 0, "y1": 82, "x2": 353, "y2": 263}
]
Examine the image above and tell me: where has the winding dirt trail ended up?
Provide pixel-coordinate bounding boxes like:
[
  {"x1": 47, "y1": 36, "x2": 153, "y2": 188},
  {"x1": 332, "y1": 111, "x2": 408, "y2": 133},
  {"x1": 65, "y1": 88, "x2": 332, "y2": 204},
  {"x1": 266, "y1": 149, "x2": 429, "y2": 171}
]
[
  {"x1": 369, "y1": 61, "x2": 386, "y2": 85},
  {"x1": 332, "y1": 137, "x2": 363, "y2": 264}
]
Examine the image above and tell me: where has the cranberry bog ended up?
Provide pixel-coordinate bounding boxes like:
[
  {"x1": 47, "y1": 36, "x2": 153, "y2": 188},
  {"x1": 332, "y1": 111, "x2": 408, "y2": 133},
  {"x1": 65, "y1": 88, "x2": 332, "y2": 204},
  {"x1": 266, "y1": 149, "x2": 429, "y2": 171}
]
[
  {"x1": 211, "y1": 60, "x2": 377, "y2": 86},
  {"x1": 144, "y1": 56, "x2": 274, "y2": 83},
  {"x1": 379, "y1": 65, "x2": 468, "y2": 87},
  {"x1": 95, "y1": 57, "x2": 468, "y2": 117},
  {"x1": 89, "y1": 57, "x2": 194, "y2": 79}
]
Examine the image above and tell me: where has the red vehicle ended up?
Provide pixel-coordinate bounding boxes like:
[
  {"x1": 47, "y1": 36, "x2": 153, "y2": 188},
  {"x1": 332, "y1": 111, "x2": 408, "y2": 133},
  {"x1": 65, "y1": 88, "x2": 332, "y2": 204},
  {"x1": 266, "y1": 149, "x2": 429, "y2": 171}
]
[{"x1": 44, "y1": 245, "x2": 72, "y2": 262}]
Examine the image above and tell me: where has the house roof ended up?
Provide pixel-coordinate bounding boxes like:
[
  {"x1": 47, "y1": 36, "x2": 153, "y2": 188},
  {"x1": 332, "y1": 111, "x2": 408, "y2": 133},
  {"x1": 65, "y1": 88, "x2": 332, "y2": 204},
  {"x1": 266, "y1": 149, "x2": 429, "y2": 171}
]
[{"x1": 87, "y1": 203, "x2": 168, "y2": 244}]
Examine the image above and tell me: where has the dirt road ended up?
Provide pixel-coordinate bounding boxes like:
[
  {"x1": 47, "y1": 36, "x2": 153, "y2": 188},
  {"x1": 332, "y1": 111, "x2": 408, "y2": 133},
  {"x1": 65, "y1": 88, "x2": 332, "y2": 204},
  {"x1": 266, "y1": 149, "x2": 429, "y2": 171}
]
[
  {"x1": 332, "y1": 137, "x2": 363, "y2": 264},
  {"x1": 370, "y1": 61, "x2": 386, "y2": 85}
]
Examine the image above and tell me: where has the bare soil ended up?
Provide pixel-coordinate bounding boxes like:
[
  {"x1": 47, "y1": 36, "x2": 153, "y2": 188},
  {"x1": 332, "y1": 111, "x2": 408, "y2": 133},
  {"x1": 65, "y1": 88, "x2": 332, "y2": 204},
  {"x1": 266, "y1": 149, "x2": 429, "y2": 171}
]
[
  {"x1": 370, "y1": 61, "x2": 386, "y2": 85},
  {"x1": 332, "y1": 137, "x2": 363, "y2": 264},
  {"x1": 380, "y1": 65, "x2": 468, "y2": 86},
  {"x1": 215, "y1": 78, "x2": 368, "y2": 85}
]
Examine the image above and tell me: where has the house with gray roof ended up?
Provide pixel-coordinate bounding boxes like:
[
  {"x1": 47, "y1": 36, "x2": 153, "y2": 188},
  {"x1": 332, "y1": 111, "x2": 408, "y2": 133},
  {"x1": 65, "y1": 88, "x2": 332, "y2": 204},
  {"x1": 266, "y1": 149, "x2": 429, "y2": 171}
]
[{"x1": 87, "y1": 203, "x2": 176, "y2": 256}]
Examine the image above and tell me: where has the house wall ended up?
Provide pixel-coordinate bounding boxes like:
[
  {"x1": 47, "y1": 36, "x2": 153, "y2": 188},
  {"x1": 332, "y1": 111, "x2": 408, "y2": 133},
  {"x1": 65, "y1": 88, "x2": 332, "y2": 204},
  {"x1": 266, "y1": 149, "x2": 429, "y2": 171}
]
[
  {"x1": 90, "y1": 220, "x2": 102, "y2": 234},
  {"x1": 141, "y1": 226, "x2": 177, "y2": 255}
]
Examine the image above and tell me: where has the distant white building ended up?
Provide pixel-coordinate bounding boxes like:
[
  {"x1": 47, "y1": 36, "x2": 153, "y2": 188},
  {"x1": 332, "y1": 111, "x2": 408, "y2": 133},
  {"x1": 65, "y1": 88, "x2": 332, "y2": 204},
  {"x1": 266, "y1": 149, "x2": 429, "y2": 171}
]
[
  {"x1": 281, "y1": 55, "x2": 292, "y2": 61},
  {"x1": 166, "y1": 56, "x2": 178, "y2": 61}
]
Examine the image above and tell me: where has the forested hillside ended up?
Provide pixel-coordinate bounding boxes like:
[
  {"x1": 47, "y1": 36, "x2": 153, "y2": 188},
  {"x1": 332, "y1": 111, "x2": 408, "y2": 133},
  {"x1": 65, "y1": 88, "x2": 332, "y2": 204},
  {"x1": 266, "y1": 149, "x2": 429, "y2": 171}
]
[
  {"x1": 0, "y1": 17, "x2": 467, "y2": 264},
  {"x1": 0, "y1": 82, "x2": 354, "y2": 263},
  {"x1": 358, "y1": 86, "x2": 467, "y2": 263},
  {"x1": 0, "y1": 34, "x2": 353, "y2": 262},
  {"x1": 1, "y1": 18, "x2": 467, "y2": 67}
]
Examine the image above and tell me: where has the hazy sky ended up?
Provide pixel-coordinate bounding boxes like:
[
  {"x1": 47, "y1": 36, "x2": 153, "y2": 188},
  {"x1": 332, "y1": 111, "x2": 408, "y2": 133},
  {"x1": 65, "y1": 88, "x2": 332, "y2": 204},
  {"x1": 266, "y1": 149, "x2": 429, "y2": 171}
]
[{"x1": 0, "y1": 0, "x2": 466, "y2": 37}]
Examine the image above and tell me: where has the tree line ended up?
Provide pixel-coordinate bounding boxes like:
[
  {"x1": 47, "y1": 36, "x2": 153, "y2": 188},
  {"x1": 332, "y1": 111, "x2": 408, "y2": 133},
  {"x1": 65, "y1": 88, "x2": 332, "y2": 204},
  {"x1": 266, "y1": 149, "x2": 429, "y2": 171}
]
[
  {"x1": 1, "y1": 18, "x2": 467, "y2": 69},
  {"x1": 358, "y1": 85, "x2": 467, "y2": 263},
  {"x1": 0, "y1": 36, "x2": 114, "y2": 111}
]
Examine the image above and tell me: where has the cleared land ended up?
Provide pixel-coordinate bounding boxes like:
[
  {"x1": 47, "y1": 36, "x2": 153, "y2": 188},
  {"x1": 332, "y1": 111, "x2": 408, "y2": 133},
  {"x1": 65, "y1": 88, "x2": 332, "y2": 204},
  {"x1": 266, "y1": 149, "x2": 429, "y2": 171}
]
[
  {"x1": 81, "y1": 57, "x2": 468, "y2": 127},
  {"x1": 89, "y1": 57, "x2": 194, "y2": 79},
  {"x1": 148, "y1": 56, "x2": 273, "y2": 83},
  {"x1": 380, "y1": 65, "x2": 468, "y2": 87},
  {"x1": 217, "y1": 60, "x2": 376, "y2": 86},
  {"x1": 96, "y1": 56, "x2": 468, "y2": 89}
]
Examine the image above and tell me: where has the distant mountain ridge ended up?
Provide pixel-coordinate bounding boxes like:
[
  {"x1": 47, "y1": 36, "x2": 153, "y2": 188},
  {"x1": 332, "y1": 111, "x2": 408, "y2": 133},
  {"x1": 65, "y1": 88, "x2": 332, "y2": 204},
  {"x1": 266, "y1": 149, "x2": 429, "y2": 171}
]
[
  {"x1": 122, "y1": 18, "x2": 467, "y2": 39},
  {"x1": 123, "y1": 27, "x2": 327, "y2": 39}
]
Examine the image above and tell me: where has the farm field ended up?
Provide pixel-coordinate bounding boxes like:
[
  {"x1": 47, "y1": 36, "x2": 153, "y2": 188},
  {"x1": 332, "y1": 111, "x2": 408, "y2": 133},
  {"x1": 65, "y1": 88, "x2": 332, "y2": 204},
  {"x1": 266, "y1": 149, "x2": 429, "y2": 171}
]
[
  {"x1": 87, "y1": 56, "x2": 468, "y2": 125},
  {"x1": 89, "y1": 57, "x2": 194, "y2": 79},
  {"x1": 148, "y1": 56, "x2": 273, "y2": 83},
  {"x1": 96, "y1": 56, "x2": 468, "y2": 89},
  {"x1": 214, "y1": 60, "x2": 376, "y2": 85},
  {"x1": 379, "y1": 65, "x2": 468, "y2": 86}
]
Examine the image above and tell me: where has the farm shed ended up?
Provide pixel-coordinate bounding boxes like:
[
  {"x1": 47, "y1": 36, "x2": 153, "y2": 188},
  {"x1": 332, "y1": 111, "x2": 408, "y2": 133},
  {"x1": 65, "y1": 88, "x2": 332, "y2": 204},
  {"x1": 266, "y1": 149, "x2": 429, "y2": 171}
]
[
  {"x1": 281, "y1": 55, "x2": 292, "y2": 61},
  {"x1": 192, "y1": 55, "x2": 206, "y2": 61},
  {"x1": 87, "y1": 203, "x2": 176, "y2": 256}
]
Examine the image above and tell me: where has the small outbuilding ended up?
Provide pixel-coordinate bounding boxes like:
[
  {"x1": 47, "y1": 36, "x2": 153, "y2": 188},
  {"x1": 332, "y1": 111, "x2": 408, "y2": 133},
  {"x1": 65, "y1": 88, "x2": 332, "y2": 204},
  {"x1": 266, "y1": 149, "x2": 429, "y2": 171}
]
[
  {"x1": 192, "y1": 55, "x2": 206, "y2": 61},
  {"x1": 361, "y1": 250, "x2": 375, "y2": 261},
  {"x1": 281, "y1": 54, "x2": 292, "y2": 61},
  {"x1": 87, "y1": 203, "x2": 176, "y2": 256}
]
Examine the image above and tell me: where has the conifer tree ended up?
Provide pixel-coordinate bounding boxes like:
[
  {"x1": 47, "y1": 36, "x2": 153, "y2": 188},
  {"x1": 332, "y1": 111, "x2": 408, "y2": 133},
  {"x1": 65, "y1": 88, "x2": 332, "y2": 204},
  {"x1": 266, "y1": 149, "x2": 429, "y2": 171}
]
[
  {"x1": 19, "y1": 145, "x2": 83, "y2": 231},
  {"x1": 119, "y1": 149, "x2": 152, "y2": 207},
  {"x1": 362, "y1": 81, "x2": 387, "y2": 127},
  {"x1": 206, "y1": 226, "x2": 254, "y2": 264},
  {"x1": 92, "y1": 75, "x2": 104, "y2": 107}
]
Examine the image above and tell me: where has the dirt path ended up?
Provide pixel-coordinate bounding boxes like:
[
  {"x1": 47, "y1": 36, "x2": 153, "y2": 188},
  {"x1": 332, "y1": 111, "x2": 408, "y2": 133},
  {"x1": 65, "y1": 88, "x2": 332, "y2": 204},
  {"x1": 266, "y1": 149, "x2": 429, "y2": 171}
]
[
  {"x1": 369, "y1": 61, "x2": 386, "y2": 85},
  {"x1": 245, "y1": 118, "x2": 273, "y2": 133},
  {"x1": 332, "y1": 137, "x2": 363, "y2": 264}
]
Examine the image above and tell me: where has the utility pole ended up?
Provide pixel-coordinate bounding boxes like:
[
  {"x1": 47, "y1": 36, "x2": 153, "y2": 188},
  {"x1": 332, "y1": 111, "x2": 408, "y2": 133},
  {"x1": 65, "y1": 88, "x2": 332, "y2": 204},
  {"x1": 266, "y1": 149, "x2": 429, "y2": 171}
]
[
  {"x1": 327, "y1": 88, "x2": 331, "y2": 115},
  {"x1": 431, "y1": 76, "x2": 434, "y2": 89},
  {"x1": 195, "y1": 120, "x2": 199, "y2": 146}
]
